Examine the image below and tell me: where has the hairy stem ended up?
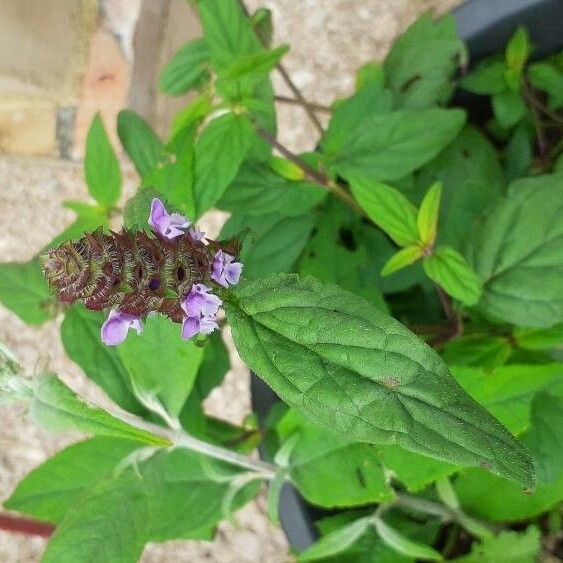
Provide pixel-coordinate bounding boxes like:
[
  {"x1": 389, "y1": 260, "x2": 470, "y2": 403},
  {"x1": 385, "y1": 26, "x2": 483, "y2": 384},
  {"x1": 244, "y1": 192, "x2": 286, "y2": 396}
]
[
  {"x1": 274, "y1": 95, "x2": 332, "y2": 114},
  {"x1": 0, "y1": 513, "x2": 55, "y2": 538},
  {"x1": 253, "y1": 124, "x2": 366, "y2": 217},
  {"x1": 237, "y1": 0, "x2": 325, "y2": 135},
  {"x1": 105, "y1": 404, "x2": 278, "y2": 478}
]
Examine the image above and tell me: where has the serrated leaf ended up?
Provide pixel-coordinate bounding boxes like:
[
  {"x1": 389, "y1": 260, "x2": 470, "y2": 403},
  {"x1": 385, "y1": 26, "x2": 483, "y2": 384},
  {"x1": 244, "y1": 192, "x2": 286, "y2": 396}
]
[
  {"x1": 194, "y1": 113, "x2": 254, "y2": 216},
  {"x1": 349, "y1": 178, "x2": 419, "y2": 246},
  {"x1": 118, "y1": 315, "x2": 204, "y2": 418},
  {"x1": 5, "y1": 437, "x2": 139, "y2": 523},
  {"x1": 423, "y1": 246, "x2": 482, "y2": 306},
  {"x1": 467, "y1": 173, "x2": 563, "y2": 328},
  {"x1": 329, "y1": 108, "x2": 465, "y2": 183},
  {"x1": 384, "y1": 13, "x2": 466, "y2": 108},
  {"x1": 84, "y1": 113, "x2": 122, "y2": 207},
  {"x1": 61, "y1": 305, "x2": 144, "y2": 415},
  {"x1": 159, "y1": 38, "x2": 210, "y2": 95},
  {"x1": 417, "y1": 182, "x2": 442, "y2": 247},
  {"x1": 373, "y1": 516, "x2": 442, "y2": 561},
  {"x1": 381, "y1": 246, "x2": 424, "y2": 277},
  {"x1": 299, "y1": 517, "x2": 372, "y2": 562},
  {"x1": 117, "y1": 110, "x2": 163, "y2": 178},
  {"x1": 30, "y1": 375, "x2": 169, "y2": 446},
  {"x1": 276, "y1": 410, "x2": 393, "y2": 507},
  {"x1": 0, "y1": 258, "x2": 54, "y2": 325},
  {"x1": 226, "y1": 274, "x2": 534, "y2": 486}
]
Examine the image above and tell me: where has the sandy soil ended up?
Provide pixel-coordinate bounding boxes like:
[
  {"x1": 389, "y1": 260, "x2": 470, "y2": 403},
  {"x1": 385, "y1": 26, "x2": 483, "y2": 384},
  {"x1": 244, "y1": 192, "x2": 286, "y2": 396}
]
[{"x1": 1, "y1": 1, "x2": 461, "y2": 561}]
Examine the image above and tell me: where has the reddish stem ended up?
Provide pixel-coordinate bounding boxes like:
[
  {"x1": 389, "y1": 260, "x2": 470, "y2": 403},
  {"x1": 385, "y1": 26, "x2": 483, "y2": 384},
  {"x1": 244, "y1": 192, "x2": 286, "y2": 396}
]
[{"x1": 0, "y1": 513, "x2": 55, "y2": 538}]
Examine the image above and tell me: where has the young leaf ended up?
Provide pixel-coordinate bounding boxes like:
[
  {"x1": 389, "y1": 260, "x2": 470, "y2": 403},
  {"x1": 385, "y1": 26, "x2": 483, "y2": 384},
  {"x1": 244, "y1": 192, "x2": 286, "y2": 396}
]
[
  {"x1": 514, "y1": 324, "x2": 563, "y2": 350},
  {"x1": 226, "y1": 274, "x2": 535, "y2": 486},
  {"x1": 417, "y1": 182, "x2": 442, "y2": 247},
  {"x1": 30, "y1": 375, "x2": 169, "y2": 447},
  {"x1": 384, "y1": 13, "x2": 466, "y2": 108},
  {"x1": 460, "y1": 59, "x2": 507, "y2": 95},
  {"x1": 505, "y1": 26, "x2": 531, "y2": 90},
  {"x1": 423, "y1": 246, "x2": 482, "y2": 306},
  {"x1": 373, "y1": 516, "x2": 442, "y2": 561},
  {"x1": 528, "y1": 62, "x2": 563, "y2": 110},
  {"x1": 42, "y1": 471, "x2": 150, "y2": 563},
  {"x1": 158, "y1": 38, "x2": 210, "y2": 96},
  {"x1": 0, "y1": 258, "x2": 54, "y2": 325},
  {"x1": 61, "y1": 305, "x2": 144, "y2": 415},
  {"x1": 266, "y1": 470, "x2": 286, "y2": 524},
  {"x1": 268, "y1": 156, "x2": 305, "y2": 181},
  {"x1": 193, "y1": 113, "x2": 255, "y2": 216},
  {"x1": 276, "y1": 410, "x2": 393, "y2": 507},
  {"x1": 84, "y1": 113, "x2": 121, "y2": 207},
  {"x1": 329, "y1": 108, "x2": 465, "y2": 183},
  {"x1": 222, "y1": 44, "x2": 289, "y2": 80},
  {"x1": 117, "y1": 109, "x2": 163, "y2": 177},
  {"x1": 349, "y1": 178, "x2": 419, "y2": 246},
  {"x1": 118, "y1": 314, "x2": 204, "y2": 418},
  {"x1": 442, "y1": 336, "x2": 512, "y2": 372},
  {"x1": 492, "y1": 90, "x2": 526, "y2": 128},
  {"x1": 381, "y1": 246, "x2": 424, "y2": 277},
  {"x1": 298, "y1": 516, "x2": 372, "y2": 561},
  {"x1": 467, "y1": 173, "x2": 563, "y2": 328},
  {"x1": 5, "y1": 437, "x2": 140, "y2": 523}
]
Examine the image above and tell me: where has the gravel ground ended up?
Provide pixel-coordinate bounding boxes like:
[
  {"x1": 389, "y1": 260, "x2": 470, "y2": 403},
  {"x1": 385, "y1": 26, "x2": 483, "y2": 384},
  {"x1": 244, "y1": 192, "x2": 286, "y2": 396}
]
[{"x1": 0, "y1": 1, "x2": 461, "y2": 561}]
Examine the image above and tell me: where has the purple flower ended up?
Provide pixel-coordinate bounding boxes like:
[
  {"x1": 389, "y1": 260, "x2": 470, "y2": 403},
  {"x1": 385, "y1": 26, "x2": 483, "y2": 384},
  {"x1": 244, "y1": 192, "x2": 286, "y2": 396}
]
[
  {"x1": 189, "y1": 227, "x2": 206, "y2": 242},
  {"x1": 101, "y1": 309, "x2": 142, "y2": 346},
  {"x1": 211, "y1": 250, "x2": 243, "y2": 288},
  {"x1": 148, "y1": 198, "x2": 190, "y2": 239},
  {"x1": 180, "y1": 283, "x2": 221, "y2": 339}
]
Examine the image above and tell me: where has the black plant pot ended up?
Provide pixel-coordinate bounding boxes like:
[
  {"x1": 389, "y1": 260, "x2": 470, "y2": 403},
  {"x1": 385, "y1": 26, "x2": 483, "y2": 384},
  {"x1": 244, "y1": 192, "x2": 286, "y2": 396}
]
[{"x1": 250, "y1": 0, "x2": 563, "y2": 551}]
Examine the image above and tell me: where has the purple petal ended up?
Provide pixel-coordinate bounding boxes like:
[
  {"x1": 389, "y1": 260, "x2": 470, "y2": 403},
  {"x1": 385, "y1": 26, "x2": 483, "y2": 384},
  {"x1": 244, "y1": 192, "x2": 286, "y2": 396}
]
[
  {"x1": 181, "y1": 284, "x2": 222, "y2": 318},
  {"x1": 148, "y1": 198, "x2": 190, "y2": 239},
  {"x1": 211, "y1": 250, "x2": 243, "y2": 287},
  {"x1": 189, "y1": 227, "x2": 206, "y2": 242},
  {"x1": 182, "y1": 316, "x2": 200, "y2": 340},
  {"x1": 101, "y1": 309, "x2": 142, "y2": 346},
  {"x1": 199, "y1": 315, "x2": 219, "y2": 335}
]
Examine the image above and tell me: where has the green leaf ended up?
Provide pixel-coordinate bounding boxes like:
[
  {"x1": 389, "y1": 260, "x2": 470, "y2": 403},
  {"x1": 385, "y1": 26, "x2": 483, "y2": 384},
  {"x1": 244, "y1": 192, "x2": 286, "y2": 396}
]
[
  {"x1": 514, "y1": 324, "x2": 563, "y2": 350},
  {"x1": 452, "y1": 363, "x2": 563, "y2": 434},
  {"x1": 5, "y1": 437, "x2": 139, "y2": 523},
  {"x1": 276, "y1": 410, "x2": 393, "y2": 507},
  {"x1": 504, "y1": 123, "x2": 533, "y2": 182},
  {"x1": 453, "y1": 526, "x2": 540, "y2": 563},
  {"x1": 198, "y1": 0, "x2": 262, "y2": 73},
  {"x1": 268, "y1": 156, "x2": 305, "y2": 181},
  {"x1": 373, "y1": 516, "x2": 442, "y2": 561},
  {"x1": 30, "y1": 375, "x2": 169, "y2": 446},
  {"x1": 384, "y1": 13, "x2": 466, "y2": 108},
  {"x1": 158, "y1": 38, "x2": 210, "y2": 96},
  {"x1": 218, "y1": 160, "x2": 326, "y2": 217},
  {"x1": 84, "y1": 113, "x2": 122, "y2": 207},
  {"x1": 329, "y1": 108, "x2": 465, "y2": 183},
  {"x1": 221, "y1": 212, "x2": 315, "y2": 279},
  {"x1": 528, "y1": 62, "x2": 563, "y2": 110},
  {"x1": 61, "y1": 305, "x2": 144, "y2": 415},
  {"x1": 415, "y1": 126, "x2": 504, "y2": 249},
  {"x1": 222, "y1": 44, "x2": 289, "y2": 80},
  {"x1": 266, "y1": 470, "x2": 285, "y2": 524},
  {"x1": 455, "y1": 393, "x2": 563, "y2": 521},
  {"x1": 0, "y1": 258, "x2": 54, "y2": 325},
  {"x1": 381, "y1": 246, "x2": 424, "y2": 277},
  {"x1": 492, "y1": 90, "x2": 526, "y2": 129},
  {"x1": 194, "y1": 113, "x2": 255, "y2": 216},
  {"x1": 442, "y1": 336, "x2": 512, "y2": 371},
  {"x1": 460, "y1": 59, "x2": 507, "y2": 95},
  {"x1": 251, "y1": 7, "x2": 273, "y2": 46},
  {"x1": 170, "y1": 94, "x2": 212, "y2": 138},
  {"x1": 118, "y1": 315, "x2": 204, "y2": 418},
  {"x1": 45, "y1": 209, "x2": 109, "y2": 250},
  {"x1": 349, "y1": 178, "x2": 419, "y2": 246},
  {"x1": 226, "y1": 274, "x2": 535, "y2": 486},
  {"x1": 505, "y1": 26, "x2": 531, "y2": 90},
  {"x1": 299, "y1": 517, "x2": 372, "y2": 562},
  {"x1": 122, "y1": 187, "x2": 164, "y2": 230},
  {"x1": 298, "y1": 200, "x2": 387, "y2": 311},
  {"x1": 417, "y1": 182, "x2": 442, "y2": 247},
  {"x1": 423, "y1": 246, "x2": 482, "y2": 306},
  {"x1": 42, "y1": 471, "x2": 150, "y2": 563},
  {"x1": 117, "y1": 110, "x2": 163, "y2": 177},
  {"x1": 467, "y1": 173, "x2": 563, "y2": 328}
]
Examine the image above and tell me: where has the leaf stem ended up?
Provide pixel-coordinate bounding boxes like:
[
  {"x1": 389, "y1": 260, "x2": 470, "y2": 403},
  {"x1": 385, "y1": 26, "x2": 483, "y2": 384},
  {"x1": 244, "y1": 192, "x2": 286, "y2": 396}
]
[
  {"x1": 0, "y1": 513, "x2": 55, "y2": 538},
  {"x1": 522, "y1": 79, "x2": 548, "y2": 158},
  {"x1": 429, "y1": 286, "x2": 463, "y2": 347},
  {"x1": 253, "y1": 123, "x2": 367, "y2": 217},
  {"x1": 274, "y1": 95, "x2": 332, "y2": 114},
  {"x1": 105, "y1": 404, "x2": 278, "y2": 478}
]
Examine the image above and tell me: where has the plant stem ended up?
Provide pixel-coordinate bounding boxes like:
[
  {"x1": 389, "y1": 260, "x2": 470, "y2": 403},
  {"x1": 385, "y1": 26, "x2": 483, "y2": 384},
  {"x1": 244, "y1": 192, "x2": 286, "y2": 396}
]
[
  {"x1": 522, "y1": 79, "x2": 548, "y2": 158},
  {"x1": 106, "y1": 405, "x2": 278, "y2": 478},
  {"x1": 0, "y1": 513, "x2": 54, "y2": 538},
  {"x1": 429, "y1": 286, "x2": 463, "y2": 347},
  {"x1": 253, "y1": 123, "x2": 366, "y2": 217},
  {"x1": 237, "y1": 0, "x2": 325, "y2": 135},
  {"x1": 274, "y1": 95, "x2": 332, "y2": 114}
]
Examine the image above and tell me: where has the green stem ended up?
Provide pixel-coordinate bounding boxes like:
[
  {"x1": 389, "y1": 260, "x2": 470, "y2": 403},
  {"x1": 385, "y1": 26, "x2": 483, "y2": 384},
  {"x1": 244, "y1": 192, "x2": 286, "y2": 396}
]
[{"x1": 274, "y1": 95, "x2": 332, "y2": 114}]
